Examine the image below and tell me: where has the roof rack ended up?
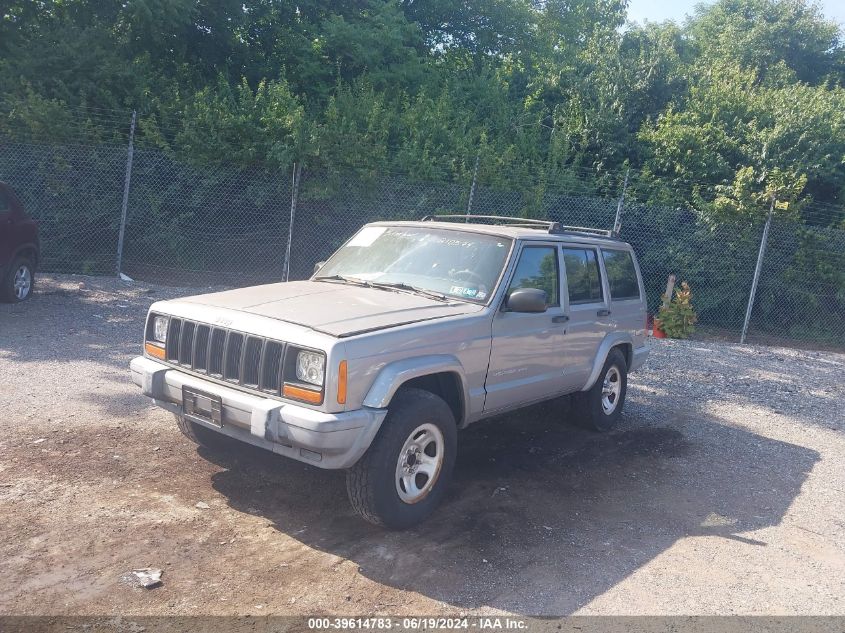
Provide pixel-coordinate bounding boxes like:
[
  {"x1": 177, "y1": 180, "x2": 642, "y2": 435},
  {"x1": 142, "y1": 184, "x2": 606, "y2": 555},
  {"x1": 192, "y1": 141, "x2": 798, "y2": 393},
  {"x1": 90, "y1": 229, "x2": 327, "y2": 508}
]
[{"x1": 421, "y1": 214, "x2": 615, "y2": 238}]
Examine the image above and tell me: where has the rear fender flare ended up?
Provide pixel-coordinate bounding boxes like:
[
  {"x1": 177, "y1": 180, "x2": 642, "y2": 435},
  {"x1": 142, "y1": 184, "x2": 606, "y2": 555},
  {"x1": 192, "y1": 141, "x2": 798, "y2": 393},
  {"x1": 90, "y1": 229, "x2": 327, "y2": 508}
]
[{"x1": 581, "y1": 333, "x2": 634, "y2": 391}]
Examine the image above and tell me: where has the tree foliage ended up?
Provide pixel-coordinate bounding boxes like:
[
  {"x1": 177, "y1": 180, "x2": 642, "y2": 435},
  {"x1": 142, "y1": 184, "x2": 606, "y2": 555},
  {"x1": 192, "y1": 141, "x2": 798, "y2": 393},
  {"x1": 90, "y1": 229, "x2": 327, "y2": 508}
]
[{"x1": 1, "y1": 0, "x2": 843, "y2": 224}]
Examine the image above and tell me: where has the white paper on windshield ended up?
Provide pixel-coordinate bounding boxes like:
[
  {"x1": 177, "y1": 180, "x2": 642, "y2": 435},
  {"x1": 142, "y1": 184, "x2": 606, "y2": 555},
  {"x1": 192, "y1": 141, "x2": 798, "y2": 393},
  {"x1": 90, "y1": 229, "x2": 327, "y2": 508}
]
[{"x1": 348, "y1": 226, "x2": 386, "y2": 247}]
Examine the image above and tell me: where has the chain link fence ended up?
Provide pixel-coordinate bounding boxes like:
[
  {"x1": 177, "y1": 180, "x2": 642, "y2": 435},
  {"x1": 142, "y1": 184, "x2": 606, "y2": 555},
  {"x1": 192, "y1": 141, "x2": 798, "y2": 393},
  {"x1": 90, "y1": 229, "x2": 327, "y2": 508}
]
[{"x1": 1, "y1": 138, "x2": 843, "y2": 350}]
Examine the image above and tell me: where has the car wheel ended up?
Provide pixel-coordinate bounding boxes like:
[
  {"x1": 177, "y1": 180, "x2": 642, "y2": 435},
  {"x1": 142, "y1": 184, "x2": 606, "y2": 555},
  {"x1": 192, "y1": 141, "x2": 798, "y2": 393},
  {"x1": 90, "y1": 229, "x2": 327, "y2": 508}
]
[
  {"x1": 1, "y1": 256, "x2": 35, "y2": 303},
  {"x1": 174, "y1": 413, "x2": 233, "y2": 451},
  {"x1": 346, "y1": 388, "x2": 457, "y2": 529},
  {"x1": 573, "y1": 348, "x2": 628, "y2": 432}
]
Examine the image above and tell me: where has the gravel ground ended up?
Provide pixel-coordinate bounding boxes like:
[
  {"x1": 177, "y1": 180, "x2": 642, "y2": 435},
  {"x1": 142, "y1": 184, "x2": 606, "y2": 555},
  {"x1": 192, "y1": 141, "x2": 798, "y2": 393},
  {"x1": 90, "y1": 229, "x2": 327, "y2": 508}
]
[{"x1": 1, "y1": 274, "x2": 843, "y2": 616}]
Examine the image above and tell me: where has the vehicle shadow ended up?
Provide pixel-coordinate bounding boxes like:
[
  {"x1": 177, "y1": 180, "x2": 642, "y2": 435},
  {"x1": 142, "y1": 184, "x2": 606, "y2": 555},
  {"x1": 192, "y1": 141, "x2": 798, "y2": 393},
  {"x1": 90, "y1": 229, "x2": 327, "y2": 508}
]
[{"x1": 202, "y1": 395, "x2": 819, "y2": 614}]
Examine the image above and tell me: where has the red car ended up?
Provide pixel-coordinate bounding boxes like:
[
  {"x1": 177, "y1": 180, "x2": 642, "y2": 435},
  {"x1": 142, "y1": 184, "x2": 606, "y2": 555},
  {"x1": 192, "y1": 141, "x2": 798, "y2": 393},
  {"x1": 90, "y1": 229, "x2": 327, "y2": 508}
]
[{"x1": 0, "y1": 182, "x2": 39, "y2": 302}]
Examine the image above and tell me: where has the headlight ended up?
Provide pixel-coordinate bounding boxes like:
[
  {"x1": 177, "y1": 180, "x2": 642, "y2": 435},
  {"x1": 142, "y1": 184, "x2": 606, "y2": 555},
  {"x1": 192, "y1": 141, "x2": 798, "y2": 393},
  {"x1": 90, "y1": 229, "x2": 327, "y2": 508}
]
[
  {"x1": 296, "y1": 350, "x2": 325, "y2": 386},
  {"x1": 152, "y1": 315, "x2": 169, "y2": 343}
]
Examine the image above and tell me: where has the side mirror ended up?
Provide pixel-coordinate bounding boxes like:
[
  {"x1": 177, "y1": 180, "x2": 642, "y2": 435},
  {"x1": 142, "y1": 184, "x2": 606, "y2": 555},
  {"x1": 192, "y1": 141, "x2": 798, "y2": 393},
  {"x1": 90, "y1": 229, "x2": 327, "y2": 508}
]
[
  {"x1": 506, "y1": 287, "x2": 548, "y2": 313},
  {"x1": 313, "y1": 261, "x2": 326, "y2": 276}
]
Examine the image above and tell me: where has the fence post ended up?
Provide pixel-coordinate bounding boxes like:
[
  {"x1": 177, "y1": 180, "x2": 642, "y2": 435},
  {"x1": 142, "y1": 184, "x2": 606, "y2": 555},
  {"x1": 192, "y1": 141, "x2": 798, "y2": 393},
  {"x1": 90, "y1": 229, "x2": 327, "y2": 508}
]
[
  {"x1": 283, "y1": 162, "x2": 302, "y2": 282},
  {"x1": 115, "y1": 109, "x2": 136, "y2": 277},
  {"x1": 465, "y1": 154, "x2": 480, "y2": 221},
  {"x1": 740, "y1": 197, "x2": 775, "y2": 344},
  {"x1": 612, "y1": 168, "x2": 630, "y2": 235}
]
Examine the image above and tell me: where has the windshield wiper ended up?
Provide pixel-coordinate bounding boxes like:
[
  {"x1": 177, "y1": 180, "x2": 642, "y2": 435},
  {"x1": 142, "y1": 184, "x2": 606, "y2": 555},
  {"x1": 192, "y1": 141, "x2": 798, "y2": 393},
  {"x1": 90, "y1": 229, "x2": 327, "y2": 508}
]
[
  {"x1": 313, "y1": 274, "x2": 372, "y2": 287},
  {"x1": 366, "y1": 281, "x2": 451, "y2": 303},
  {"x1": 314, "y1": 275, "x2": 451, "y2": 303}
]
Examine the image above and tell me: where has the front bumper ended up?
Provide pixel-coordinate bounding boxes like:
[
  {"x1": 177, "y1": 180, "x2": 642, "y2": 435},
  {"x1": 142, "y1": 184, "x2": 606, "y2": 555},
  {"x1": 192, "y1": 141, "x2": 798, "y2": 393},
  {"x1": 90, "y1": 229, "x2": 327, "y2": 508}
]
[{"x1": 130, "y1": 356, "x2": 387, "y2": 469}]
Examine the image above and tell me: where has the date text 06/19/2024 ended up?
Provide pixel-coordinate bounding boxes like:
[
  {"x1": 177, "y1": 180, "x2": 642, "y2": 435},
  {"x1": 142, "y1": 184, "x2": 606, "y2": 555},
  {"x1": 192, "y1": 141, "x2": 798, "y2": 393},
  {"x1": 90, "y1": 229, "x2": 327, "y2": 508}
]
[{"x1": 306, "y1": 617, "x2": 529, "y2": 630}]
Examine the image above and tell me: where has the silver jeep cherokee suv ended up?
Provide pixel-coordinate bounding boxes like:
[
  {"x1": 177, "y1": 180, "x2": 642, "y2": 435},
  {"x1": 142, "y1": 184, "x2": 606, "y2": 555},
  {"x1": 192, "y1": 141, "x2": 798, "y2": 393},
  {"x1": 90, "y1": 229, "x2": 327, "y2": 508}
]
[{"x1": 131, "y1": 216, "x2": 648, "y2": 528}]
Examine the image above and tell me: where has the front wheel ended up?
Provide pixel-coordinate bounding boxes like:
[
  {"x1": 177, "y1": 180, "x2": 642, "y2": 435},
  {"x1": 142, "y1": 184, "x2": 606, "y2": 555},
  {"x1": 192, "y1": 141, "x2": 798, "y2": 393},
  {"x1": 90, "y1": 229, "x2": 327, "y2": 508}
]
[
  {"x1": 573, "y1": 348, "x2": 628, "y2": 432},
  {"x1": 1, "y1": 256, "x2": 35, "y2": 303},
  {"x1": 346, "y1": 388, "x2": 457, "y2": 529}
]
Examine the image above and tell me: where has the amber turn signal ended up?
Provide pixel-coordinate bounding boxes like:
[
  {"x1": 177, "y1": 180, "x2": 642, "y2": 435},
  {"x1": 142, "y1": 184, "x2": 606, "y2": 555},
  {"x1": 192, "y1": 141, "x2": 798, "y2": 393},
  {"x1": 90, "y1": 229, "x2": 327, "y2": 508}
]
[
  {"x1": 283, "y1": 383, "x2": 323, "y2": 404},
  {"x1": 337, "y1": 360, "x2": 348, "y2": 404},
  {"x1": 144, "y1": 342, "x2": 166, "y2": 360}
]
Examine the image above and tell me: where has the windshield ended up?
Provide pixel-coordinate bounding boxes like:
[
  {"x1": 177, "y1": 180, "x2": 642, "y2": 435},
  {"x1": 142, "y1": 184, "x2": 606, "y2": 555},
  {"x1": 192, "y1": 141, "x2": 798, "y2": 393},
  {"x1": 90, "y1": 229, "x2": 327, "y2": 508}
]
[{"x1": 315, "y1": 226, "x2": 512, "y2": 303}]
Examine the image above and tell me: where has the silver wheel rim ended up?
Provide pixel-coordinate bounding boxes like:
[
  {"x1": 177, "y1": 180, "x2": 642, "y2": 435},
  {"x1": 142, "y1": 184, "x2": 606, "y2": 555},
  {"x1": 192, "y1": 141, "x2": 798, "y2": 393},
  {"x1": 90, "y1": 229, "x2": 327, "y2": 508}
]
[
  {"x1": 601, "y1": 365, "x2": 622, "y2": 415},
  {"x1": 395, "y1": 422, "x2": 444, "y2": 504},
  {"x1": 13, "y1": 265, "x2": 31, "y2": 300}
]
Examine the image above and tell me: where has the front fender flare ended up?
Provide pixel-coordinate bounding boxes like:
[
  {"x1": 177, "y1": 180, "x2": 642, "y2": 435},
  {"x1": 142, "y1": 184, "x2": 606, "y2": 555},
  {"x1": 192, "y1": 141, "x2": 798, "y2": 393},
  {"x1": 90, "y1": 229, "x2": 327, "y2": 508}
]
[
  {"x1": 581, "y1": 333, "x2": 634, "y2": 391},
  {"x1": 362, "y1": 355, "x2": 469, "y2": 422}
]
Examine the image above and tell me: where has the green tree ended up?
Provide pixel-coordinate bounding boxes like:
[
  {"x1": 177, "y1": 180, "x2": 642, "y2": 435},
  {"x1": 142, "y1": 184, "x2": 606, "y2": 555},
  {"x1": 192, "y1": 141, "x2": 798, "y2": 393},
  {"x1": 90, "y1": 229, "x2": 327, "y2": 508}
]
[{"x1": 687, "y1": 0, "x2": 844, "y2": 84}]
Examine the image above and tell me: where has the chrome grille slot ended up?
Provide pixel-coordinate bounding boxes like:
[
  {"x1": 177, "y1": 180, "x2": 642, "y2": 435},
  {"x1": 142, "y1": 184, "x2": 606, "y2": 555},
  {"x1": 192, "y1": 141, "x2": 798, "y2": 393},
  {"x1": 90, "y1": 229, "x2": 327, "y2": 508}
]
[
  {"x1": 208, "y1": 328, "x2": 226, "y2": 376},
  {"x1": 260, "y1": 341, "x2": 284, "y2": 394},
  {"x1": 178, "y1": 321, "x2": 195, "y2": 365},
  {"x1": 166, "y1": 318, "x2": 182, "y2": 361},
  {"x1": 157, "y1": 318, "x2": 286, "y2": 397},
  {"x1": 193, "y1": 325, "x2": 210, "y2": 371},
  {"x1": 242, "y1": 337, "x2": 263, "y2": 387},
  {"x1": 224, "y1": 333, "x2": 244, "y2": 382}
]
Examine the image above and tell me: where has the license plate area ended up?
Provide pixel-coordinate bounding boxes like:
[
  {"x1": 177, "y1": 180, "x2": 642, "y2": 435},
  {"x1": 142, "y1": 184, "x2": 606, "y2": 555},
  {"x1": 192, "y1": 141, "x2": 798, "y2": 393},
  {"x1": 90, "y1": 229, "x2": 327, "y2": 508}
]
[{"x1": 182, "y1": 386, "x2": 223, "y2": 428}]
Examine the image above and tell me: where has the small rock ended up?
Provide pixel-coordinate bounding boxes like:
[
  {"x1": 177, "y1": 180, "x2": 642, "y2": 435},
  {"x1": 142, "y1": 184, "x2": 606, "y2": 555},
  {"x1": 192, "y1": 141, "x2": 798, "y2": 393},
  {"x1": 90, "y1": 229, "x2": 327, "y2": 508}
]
[
  {"x1": 120, "y1": 568, "x2": 163, "y2": 589},
  {"x1": 195, "y1": 502, "x2": 210, "y2": 509}
]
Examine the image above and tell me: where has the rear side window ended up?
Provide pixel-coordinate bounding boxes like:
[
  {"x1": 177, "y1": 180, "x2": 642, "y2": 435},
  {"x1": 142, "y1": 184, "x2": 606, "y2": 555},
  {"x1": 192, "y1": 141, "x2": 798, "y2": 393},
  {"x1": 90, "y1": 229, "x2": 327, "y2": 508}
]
[
  {"x1": 562, "y1": 248, "x2": 603, "y2": 304},
  {"x1": 507, "y1": 246, "x2": 560, "y2": 306},
  {"x1": 602, "y1": 249, "x2": 640, "y2": 300}
]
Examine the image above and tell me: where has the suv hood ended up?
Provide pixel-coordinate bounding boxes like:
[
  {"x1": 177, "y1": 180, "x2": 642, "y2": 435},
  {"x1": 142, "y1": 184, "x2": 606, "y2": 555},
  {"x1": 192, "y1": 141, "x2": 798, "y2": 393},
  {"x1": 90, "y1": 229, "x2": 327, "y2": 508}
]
[{"x1": 178, "y1": 280, "x2": 485, "y2": 337}]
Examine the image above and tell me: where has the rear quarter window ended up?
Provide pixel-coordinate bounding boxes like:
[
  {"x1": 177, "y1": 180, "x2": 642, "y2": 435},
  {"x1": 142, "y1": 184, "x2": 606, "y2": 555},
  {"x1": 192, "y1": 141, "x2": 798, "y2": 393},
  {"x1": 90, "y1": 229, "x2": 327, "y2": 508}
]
[
  {"x1": 602, "y1": 249, "x2": 640, "y2": 300},
  {"x1": 562, "y1": 247, "x2": 603, "y2": 304}
]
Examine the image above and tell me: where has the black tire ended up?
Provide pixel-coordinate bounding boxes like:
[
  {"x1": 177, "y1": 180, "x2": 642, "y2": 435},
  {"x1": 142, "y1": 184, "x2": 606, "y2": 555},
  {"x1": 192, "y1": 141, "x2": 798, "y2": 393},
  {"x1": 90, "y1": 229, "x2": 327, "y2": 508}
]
[
  {"x1": 573, "y1": 348, "x2": 628, "y2": 432},
  {"x1": 346, "y1": 388, "x2": 457, "y2": 529},
  {"x1": 174, "y1": 413, "x2": 233, "y2": 451},
  {"x1": 1, "y1": 255, "x2": 35, "y2": 303}
]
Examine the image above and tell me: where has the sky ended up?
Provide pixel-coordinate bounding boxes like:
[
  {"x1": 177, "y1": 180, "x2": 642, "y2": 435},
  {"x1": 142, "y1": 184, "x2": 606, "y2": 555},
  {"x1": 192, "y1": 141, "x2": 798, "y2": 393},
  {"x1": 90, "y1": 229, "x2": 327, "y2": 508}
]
[{"x1": 626, "y1": 0, "x2": 845, "y2": 28}]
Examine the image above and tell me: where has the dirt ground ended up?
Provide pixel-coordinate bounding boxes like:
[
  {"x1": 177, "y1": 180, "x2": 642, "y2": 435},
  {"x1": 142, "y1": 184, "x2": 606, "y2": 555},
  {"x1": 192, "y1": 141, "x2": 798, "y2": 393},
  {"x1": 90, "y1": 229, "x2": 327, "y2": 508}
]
[{"x1": 1, "y1": 274, "x2": 843, "y2": 617}]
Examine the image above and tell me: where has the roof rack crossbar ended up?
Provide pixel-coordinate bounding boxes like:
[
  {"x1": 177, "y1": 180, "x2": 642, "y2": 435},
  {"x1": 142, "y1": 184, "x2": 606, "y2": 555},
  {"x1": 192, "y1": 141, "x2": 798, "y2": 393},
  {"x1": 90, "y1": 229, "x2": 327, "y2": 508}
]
[
  {"x1": 421, "y1": 214, "x2": 557, "y2": 229},
  {"x1": 554, "y1": 225, "x2": 614, "y2": 237},
  {"x1": 421, "y1": 214, "x2": 614, "y2": 237}
]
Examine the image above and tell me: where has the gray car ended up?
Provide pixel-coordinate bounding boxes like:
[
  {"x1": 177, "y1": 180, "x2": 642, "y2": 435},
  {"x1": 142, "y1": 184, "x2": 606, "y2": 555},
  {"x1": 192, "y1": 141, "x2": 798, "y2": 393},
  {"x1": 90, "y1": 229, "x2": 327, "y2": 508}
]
[{"x1": 131, "y1": 216, "x2": 649, "y2": 528}]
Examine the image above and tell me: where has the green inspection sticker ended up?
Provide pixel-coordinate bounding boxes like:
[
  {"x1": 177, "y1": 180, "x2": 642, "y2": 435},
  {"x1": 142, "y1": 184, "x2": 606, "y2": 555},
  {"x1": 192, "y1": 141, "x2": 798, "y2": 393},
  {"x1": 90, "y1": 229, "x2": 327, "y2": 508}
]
[{"x1": 449, "y1": 285, "x2": 479, "y2": 297}]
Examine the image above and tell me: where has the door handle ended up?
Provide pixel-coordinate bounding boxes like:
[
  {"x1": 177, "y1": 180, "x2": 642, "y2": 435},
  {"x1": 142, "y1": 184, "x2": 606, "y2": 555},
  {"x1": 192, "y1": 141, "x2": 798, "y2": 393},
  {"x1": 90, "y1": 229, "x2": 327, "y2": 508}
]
[
  {"x1": 552, "y1": 315, "x2": 569, "y2": 323},
  {"x1": 597, "y1": 309, "x2": 611, "y2": 317}
]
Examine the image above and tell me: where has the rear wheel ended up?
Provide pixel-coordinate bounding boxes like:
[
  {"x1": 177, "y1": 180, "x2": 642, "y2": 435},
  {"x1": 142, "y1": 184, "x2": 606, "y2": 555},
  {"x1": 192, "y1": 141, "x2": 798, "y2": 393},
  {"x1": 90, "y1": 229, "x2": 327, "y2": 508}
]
[
  {"x1": 174, "y1": 413, "x2": 233, "y2": 451},
  {"x1": 346, "y1": 388, "x2": 457, "y2": 529},
  {"x1": 1, "y1": 256, "x2": 35, "y2": 303},
  {"x1": 573, "y1": 348, "x2": 628, "y2": 432}
]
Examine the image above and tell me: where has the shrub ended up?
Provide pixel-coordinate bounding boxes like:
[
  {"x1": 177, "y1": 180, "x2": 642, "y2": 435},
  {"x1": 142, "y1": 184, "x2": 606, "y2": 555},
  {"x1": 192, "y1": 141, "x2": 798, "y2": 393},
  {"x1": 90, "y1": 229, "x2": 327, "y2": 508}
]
[{"x1": 657, "y1": 281, "x2": 698, "y2": 338}]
